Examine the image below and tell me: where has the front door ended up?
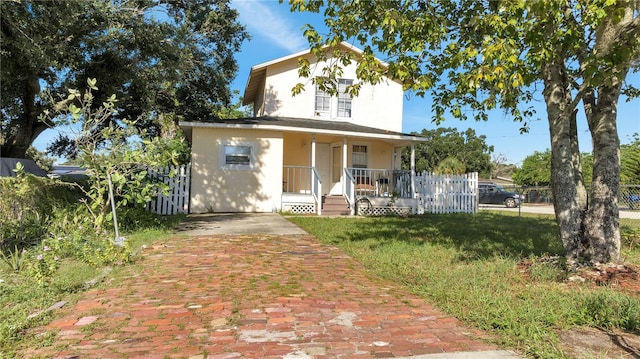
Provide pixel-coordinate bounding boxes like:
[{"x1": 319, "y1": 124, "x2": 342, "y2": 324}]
[
  {"x1": 315, "y1": 143, "x2": 330, "y2": 196},
  {"x1": 330, "y1": 144, "x2": 343, "y2": 195}
]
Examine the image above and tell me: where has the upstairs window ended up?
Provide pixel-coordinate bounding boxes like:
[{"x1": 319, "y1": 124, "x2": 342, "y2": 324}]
[
  {"x1": 337, "y1": 79, "x2": 353, "y2": 117},
  {"x1": 314, "y1": 78, "x2": 353, "y2": 118},
  {"x1": 314, "y1": 82, "x2": 331, "y2": 114}
]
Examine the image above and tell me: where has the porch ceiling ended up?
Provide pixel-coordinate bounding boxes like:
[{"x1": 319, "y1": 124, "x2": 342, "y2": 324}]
[{"x1": 180, "y1": 116, "x2": 427, "y2": 145}]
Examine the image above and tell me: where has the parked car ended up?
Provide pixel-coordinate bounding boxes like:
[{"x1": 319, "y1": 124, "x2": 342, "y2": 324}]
[
  {"x1": 478, "y1": 183, "x2": 520, "y2": 208},
  {"x1": 622, "y1": 194, "x2": 640, "y2": 209}
]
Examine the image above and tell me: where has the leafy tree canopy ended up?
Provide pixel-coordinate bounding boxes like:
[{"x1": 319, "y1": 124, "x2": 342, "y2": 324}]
[
  {"x1": 1, "y1": 0, "x2": 248, "y2": 158},
  {"x1": 403, "y1": 127, "x2": 493, "y2": 177},
  {"x1": 512, "y1": 149, "x2": 555, "y2": 186},
  {"x1": 434, "y1": 156, "x2": 466, "y2": 175}
]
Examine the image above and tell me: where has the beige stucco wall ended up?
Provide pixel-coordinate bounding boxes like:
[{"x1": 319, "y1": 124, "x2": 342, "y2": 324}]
[
  {"x1": 189, "y1": 127, "x2": 283, "y2": 213},
  {"x1": 281, "y1": 134, "x2": 395, "y2": 170},
  {"x1": 257, "y1": 54, "x2": 404, "y2": 132}
]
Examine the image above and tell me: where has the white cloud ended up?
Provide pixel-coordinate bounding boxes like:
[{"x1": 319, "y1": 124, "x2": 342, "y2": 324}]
[{"x1": 233, "y1": 0, "x2": 308, "y2": 53}]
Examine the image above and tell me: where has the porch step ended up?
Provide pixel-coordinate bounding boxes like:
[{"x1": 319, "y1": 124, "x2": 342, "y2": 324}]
[{"x1": 321, "y1": 195, "x2": 351, "y2": 216}]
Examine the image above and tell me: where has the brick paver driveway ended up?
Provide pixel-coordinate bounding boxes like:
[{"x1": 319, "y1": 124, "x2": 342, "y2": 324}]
[{"x1": 28, "y1": 233, "x2": 500, "y2": 358}]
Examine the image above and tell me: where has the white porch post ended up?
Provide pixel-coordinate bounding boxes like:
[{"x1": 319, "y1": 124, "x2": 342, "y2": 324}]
[
  {"x1": 311, "y1": 134, "x2": 316, "y2": 168},
  {"x1": 411, "y1": 144, "x2": 416, "y2": 213},
  {"x1": 342, "y1": 137, "x2": 348, "y2": 193},
  {"x1": 311, "y1": 134, "x2": 316, "y2": 194}
]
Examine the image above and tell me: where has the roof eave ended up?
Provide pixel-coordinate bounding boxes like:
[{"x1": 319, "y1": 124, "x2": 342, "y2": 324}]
[{"x1": 178, "y1": 120, "x2": 426, "y2": 142}]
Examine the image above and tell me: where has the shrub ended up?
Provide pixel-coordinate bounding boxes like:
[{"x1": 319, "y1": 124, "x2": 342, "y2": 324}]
[
  {"x1": 25, "y1": 245, "x2": 60, "y2": 285},
  {"x1": 0, "y1": 167, "x2": 81, "y2": 250},
  {"x1": 621, "y1": 227, "x2": 640, "y2": 250},
  {"x1": 0, "y1": 246, "x2": 26, "y2": 272}
]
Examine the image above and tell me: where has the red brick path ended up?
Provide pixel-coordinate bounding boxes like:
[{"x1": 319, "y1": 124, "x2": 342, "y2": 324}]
[{"x1": 26, "y1": 235, "x2": 498, "y2": 358}]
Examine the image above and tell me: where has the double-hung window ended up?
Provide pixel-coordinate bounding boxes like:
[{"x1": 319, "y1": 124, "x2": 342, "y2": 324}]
[
  {"x1": 337, "y1": 79, "x2": 353, "y2": 117},
  {"x1": 314, "y1": 82, "x2": 331, "y2": 115},
  {"x1": 314, "y1": 78, "x2": 353, "y2": 118},
  {"x1": 352, "y1": 145, "x2": 368, "y2": 168}
]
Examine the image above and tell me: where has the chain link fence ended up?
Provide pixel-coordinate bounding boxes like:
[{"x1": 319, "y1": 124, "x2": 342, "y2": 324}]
[{"x1": 498, "y1": 184, "x2": 640, "y2": 230}]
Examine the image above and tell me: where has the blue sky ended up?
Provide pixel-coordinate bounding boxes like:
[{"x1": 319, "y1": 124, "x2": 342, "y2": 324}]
[{"x1": 34, "y1": 0, "x2": 640, "y2": 165}]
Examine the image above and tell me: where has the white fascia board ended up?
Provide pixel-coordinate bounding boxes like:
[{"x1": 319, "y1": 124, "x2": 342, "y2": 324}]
[{"x1": 179, "y1": 121, "x2": 427, "y2": 142}]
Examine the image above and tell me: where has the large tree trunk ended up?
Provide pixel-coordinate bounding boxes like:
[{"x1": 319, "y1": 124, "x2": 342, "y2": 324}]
[
  {"x1": 581, "y1": 83, "x2": 624, "y2": 263},
  {"x1": 0, "y1": 76, "x2": 47, "y2": 158},
  {"x1": 543, "y1": 61, "x2": 589, "y2": 261}
]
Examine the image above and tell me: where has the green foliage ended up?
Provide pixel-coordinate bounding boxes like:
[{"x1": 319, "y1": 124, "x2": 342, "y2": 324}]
[
  {"x1": 578, "y1": 291, "x2": 640, "y2": 330},
  {"x1": 402, "y1": 127, "x2": 493, "y2": 176},
  {"x1": 41, "y1": 80, "x2": 188, "y2": 233},
  {"x1": 0, "y1": 165, "x2": 78, "y2": 249},
  {"x1": 25, "y1": 146, "x2": 54, "y2": 173},
  {"x1": 512, "y1": 149, "x2": 552, "y2": 186},
  {"x1": 1, "y1": 0, "x2": 248, "y2": 158},
  {"x1": 25, "y1": 244, "x2": 60, "y2": 285},
  {"x1": 513, "y1": 150, "x2": 594, "y2": 187},
  {"x1": 0, "y1": 246, "x2": 26, "y2": 272},
  {"x1": 434, "y1": 156, "x2": 466, "y2": 175},
  {"x1": 216, "y1": 92, "x2": 253, "y2": 119},
  {"x1": 621, "y1": 227, "x2": 640, "y2": 250},
  {"x1": 620, "y1": 133, "x2": 640, "y2": 184}
]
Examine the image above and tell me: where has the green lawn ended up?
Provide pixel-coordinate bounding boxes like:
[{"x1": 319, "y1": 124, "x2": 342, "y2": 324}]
[{"x1": 288, "y1": 212, "x2": 640, "y2": 358}]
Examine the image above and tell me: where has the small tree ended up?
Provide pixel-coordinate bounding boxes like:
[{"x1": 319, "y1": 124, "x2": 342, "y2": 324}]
[
  {"x1": 435, "y1": 156, "x2": 466, "y2": 175},
  {"x1": 41, "y1": 79, "x2": 188, "y2": 233},
  {"x1": 513, "y1": 150, "x2": 553, "y2": 186},
  {"x1": 402, "y1": 127, "x2": 493, "y2": 176}
]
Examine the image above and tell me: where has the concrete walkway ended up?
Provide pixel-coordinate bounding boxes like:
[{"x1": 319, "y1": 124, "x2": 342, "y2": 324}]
[{"x1": 26, "y1": 215, "x2": 519, "y2": 358}]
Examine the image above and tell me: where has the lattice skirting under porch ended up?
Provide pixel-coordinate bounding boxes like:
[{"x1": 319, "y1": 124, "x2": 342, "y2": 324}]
[
  {"x1": 361, "y1": 206, "x2": 411, "y2": 216},
  {"x1": 282, "y1": 204, "x2": 316, "y2": 214}
]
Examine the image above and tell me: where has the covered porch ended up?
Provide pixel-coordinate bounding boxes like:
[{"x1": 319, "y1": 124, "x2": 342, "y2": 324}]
[{"x1": 280, "y1": 130, "x2": 423, "y2": 215}]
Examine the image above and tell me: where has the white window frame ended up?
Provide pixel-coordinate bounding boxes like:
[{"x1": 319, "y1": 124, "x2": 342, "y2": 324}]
[
  {"x1": 351, "y1": 144, "x2": 368, "y2": 169},
  {"x1": 314, "y1": 77, "x2": 354, "y2": 119},
  {"x1": 337, "y1": 79, "x2": 353, "y2": 118},
  {"x1": 219, "y1": 141, "x2": 256, "y2": 170},
  {"x1": 314, "y1": 82, "x2": 331, "y2": 116}
]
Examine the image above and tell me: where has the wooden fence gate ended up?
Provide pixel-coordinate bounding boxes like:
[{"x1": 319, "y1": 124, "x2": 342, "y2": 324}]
[
  {"x1": 146, "y1": 163, "x2": 190, "y2": 215},
  {"x1": 415, "y1": 172, "x2": 478, "y2": 214}
]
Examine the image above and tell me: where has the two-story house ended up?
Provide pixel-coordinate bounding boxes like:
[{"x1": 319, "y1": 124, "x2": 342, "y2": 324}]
[{"x1": 180, "y1": 42, "x2": 427, "y2": 215}]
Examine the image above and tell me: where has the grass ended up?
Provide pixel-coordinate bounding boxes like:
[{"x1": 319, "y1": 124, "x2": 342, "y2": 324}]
[
  {"x1": 0, "y1": 222, "x2": 183, "y2": 358},
  {"x1": 287, "y1": 212, "x2": 640, "y2": 358}
]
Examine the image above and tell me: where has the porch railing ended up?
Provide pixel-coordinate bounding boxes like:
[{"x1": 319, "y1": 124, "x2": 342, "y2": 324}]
[
  {"x1": 283, "y1": 165, "x2": 312, "y2": 194},
  {"x1": 283, "y1": 165, "x2": 322, "y2": 215},
  {"x1": 343, "y1": 167, "x2": 355, "y2": 215},
  {"x1": 311, "y1": 167, "x2": 322, "y2": 215},
  {"x1": 348, "y1": 168, "x2": 413, "y2": 198}
]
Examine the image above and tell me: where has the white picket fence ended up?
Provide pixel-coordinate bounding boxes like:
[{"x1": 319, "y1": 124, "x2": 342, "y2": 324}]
[
  {"x1": 415, "y1": 172, "x2": 478, "y2": 214},
  {"x1": 146, "y1": 163, "x2": 190, "y2": 215}
]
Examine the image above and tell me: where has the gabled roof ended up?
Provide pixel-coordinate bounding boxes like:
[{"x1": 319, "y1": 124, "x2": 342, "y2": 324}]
[
  {"x1": 180, "y1": 116, "x2": 426, "y2": 143},
  {"x1": 242, "y1": 42, "x2": 391, "y2": 106}
]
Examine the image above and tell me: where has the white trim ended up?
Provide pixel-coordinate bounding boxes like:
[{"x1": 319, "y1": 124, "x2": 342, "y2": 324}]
[
  {"x1": 248, "y1": 42, "x2": 374, "y2": 73},
  {"x1": 181, "y1": 121, "x2": 426, "y2": 142},
  {"x1": 351, "y1": 142, "x2": 370, "y2": 168}
]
